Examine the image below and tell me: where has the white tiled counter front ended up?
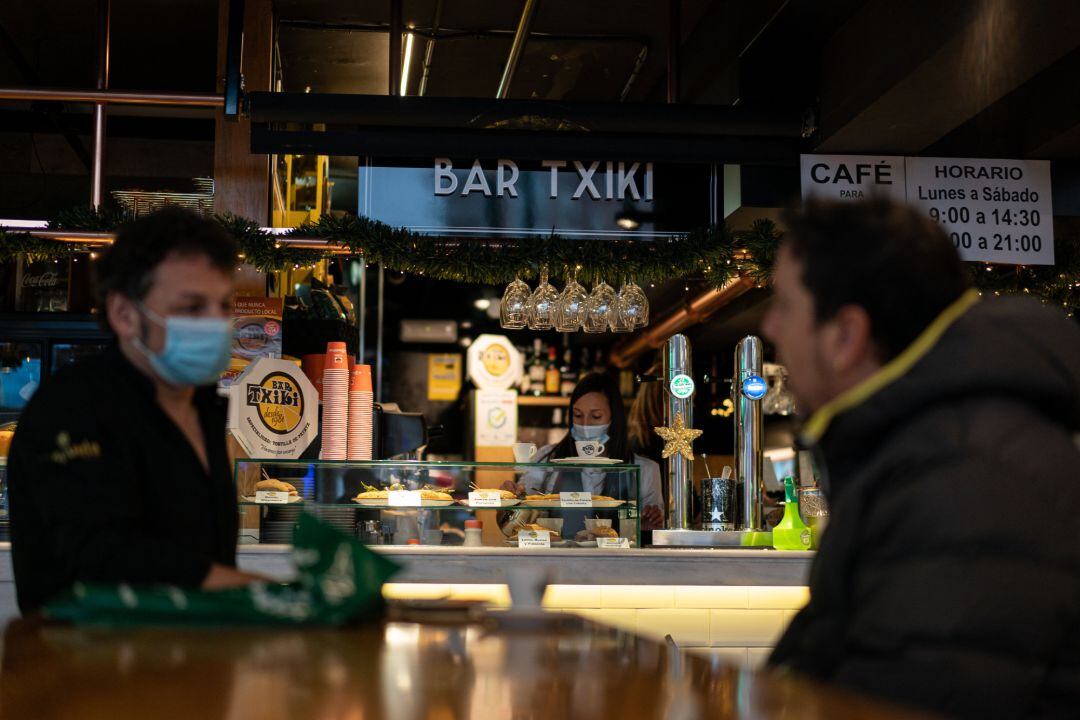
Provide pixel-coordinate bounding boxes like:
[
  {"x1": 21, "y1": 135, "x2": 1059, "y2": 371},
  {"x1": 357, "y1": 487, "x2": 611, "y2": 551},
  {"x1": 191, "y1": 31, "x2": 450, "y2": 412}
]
[{"x1": 0, "y1": 544, "x2": 813, "y2": 666}]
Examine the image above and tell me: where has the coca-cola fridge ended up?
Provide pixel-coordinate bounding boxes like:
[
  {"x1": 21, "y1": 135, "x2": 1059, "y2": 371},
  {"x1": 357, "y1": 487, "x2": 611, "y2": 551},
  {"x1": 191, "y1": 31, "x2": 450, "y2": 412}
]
[{"x1": 0, "y1": 255, "x2": 107, "y2": 424}]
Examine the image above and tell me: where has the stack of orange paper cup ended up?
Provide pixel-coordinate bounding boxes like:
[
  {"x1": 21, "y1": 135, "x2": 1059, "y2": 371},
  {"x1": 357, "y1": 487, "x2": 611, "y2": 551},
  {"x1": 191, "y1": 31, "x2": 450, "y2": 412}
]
[
  {"x1": 320, "y1": 342, "x2": 350, "y2": 460},
  {"x1": 347, "y1": 364, "x2": 374, "y2": 460}
]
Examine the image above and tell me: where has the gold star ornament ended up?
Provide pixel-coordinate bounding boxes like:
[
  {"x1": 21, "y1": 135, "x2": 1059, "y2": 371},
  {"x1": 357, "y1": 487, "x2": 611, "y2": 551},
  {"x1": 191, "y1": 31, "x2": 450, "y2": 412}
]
[{"x1": 654, "y1": 412, "x2": 704, "y2": 462}]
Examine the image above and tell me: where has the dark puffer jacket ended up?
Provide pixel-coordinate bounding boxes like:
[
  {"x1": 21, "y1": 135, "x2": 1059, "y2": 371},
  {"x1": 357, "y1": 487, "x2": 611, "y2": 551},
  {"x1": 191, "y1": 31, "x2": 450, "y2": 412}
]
[{"x1": 769, "y1": 294, "x2": 1080, "y2": 719}]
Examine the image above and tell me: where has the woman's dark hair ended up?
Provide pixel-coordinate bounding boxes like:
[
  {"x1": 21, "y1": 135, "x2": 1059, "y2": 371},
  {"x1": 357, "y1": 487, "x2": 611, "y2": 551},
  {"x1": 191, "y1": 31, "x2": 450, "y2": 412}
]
[
  {"x1": 94, "y1": 206, "x2": 240, "y2": 331},
  {"x1": 781, "y1": 198, "x2": 969, "y2": 361},
  {"x1": 544, "y1": 372, "x2": 629, "y2": 461}
]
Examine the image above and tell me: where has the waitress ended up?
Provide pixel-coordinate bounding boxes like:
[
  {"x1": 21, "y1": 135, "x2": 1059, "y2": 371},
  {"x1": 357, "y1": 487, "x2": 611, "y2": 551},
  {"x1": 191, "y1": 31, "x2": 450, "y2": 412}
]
[{"x1": 519, "y1": 373, "x2": 665, "y2": 534}]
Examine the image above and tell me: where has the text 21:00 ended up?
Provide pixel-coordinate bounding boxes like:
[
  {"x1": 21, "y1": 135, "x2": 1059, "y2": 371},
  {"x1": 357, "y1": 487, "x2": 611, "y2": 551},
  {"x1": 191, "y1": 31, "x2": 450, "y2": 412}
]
[{"x1": 950, "y1": 232, "x2": 1042, "y2": 252}]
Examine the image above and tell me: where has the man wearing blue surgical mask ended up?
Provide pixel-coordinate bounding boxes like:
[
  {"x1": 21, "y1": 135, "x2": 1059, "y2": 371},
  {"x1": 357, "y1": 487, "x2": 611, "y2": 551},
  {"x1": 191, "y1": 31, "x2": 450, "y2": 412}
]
[{"x1": 8, "y1": 207, "x2": 262, "y2": 614}]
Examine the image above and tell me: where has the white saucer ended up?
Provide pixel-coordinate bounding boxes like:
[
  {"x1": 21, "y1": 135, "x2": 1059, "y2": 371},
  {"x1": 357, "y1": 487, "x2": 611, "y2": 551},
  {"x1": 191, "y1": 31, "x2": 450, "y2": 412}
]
[{"x1": 550, "y1": 457, "x2": 623, "y2": 465}]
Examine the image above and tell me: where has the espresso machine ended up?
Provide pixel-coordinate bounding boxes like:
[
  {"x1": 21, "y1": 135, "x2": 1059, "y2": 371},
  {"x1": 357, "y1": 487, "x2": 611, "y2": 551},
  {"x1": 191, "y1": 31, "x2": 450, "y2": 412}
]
[{"x1": 651, "y1": 334, "x2": 772, "y2": 547}]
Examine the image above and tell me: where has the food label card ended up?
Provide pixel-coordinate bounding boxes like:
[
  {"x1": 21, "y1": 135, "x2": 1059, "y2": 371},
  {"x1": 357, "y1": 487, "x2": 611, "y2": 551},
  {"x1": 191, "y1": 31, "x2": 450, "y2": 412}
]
[
  {"x1": 517, "y1": 530, "x2": 551, "y2": 548},
  {"x1": 388, "y1": 490, "x2": 423, "y2": 507},
  {"x1": 559, "y1": 491, "x2": 593, "y2": 508},
  {"x1": 596, "y1": 537, "x2": 631, "y2": 549},
  {"x1": 254, "y1": 490, "x2": 291, "y2": 504},
  {"x1": 468, "y1": 490, "x2": 503, "y2": 507}
]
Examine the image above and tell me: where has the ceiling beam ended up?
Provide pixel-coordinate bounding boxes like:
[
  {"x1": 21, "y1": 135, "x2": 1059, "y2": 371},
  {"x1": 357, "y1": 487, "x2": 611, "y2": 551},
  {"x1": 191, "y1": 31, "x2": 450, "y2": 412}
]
[{"x1": 815, "y1": 0, "x2": 1080, "y2": 153}]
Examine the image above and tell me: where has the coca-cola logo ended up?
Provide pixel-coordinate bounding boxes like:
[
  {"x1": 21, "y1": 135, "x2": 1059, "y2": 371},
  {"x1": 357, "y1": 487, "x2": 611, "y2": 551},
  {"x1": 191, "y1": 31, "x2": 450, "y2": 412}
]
[{"x1": 23, "y1": 272, "x2": 59, "y2": 288}]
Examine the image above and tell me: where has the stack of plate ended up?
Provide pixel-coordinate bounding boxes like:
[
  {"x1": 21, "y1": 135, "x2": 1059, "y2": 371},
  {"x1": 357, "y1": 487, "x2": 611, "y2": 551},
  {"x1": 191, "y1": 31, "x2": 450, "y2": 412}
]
[
  {"x1": 311, "y1": 505, "x2": 360, "y2": 537},
  {"x1": 260, "y1": 505, "x2": 302, "y2": 544},
  {"x1": 320, "y1": 342, "x2": 349, "y2": 460},
  {"x1": 347, "y1": 364, "x2": 374, "y2": 460}
]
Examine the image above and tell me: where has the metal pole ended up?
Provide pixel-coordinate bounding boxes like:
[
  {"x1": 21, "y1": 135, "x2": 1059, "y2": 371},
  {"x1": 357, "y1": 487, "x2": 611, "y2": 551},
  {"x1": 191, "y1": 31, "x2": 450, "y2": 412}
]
[
  {"x1": 223, "y1": 0, "x2": 245, "y2": 120},
  {"x1": 734, "y1": 336, "x2": 764, "y2": 531},
  {"x1": 376, "y1": 263, "x2": 385, "y2": 403},
  {"x1": 358, "y1": 256, "x2": 367, "y2": 364},
  {"x1": 91, "y1": 0, "x2": 111, "y2": 208},
  {"x1": 666, "y1": 0, "x2": 679, "y2": 104},
  {"x1": 417, "y1": 0, "x2": 443, "y2": 97},
  {"x1": 388, "y1": 0, "x2": 402, "y2": 96},
  {"x1": 618, "y1": 44, "x2": 649, "y2": 102},
  {"x1": 0, "y1": 87, "x2": 224, "y2": 106},
  {"x1": 496, "y1": 0, "x2": 540, "y2": 99},
  {"x1": 662, "y1": 334, "x2": 693, "y2": 530}
]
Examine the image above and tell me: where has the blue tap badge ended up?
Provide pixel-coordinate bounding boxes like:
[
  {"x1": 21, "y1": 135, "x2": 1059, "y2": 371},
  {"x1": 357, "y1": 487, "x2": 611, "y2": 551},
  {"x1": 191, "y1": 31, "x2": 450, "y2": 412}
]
[{"x1": 741, "y1": 375, "x2": 767, "y2": 400}]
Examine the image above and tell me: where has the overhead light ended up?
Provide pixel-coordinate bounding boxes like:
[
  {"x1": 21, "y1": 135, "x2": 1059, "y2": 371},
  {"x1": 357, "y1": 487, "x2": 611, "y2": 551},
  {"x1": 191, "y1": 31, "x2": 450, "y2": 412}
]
[
  {"x1": 616, "y1": 215, "x2": 640, "y2": 231},
  {"x1": 473, "y1": 298, "x2": 492, "y2": 311},
  {"x1": 400, "y1": 28, "x2": 416, "y2": 96}
]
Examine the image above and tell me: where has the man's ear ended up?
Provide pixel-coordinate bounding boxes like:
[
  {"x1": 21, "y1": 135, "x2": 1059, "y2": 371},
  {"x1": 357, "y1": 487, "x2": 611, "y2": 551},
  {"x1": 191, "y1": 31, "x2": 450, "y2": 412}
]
[
  {"x1": 106, "y1": 292, "x2": 139, "y2": 341},
  {"x1": 829, "y1": 304, "x2": 876, "y2": 373}
]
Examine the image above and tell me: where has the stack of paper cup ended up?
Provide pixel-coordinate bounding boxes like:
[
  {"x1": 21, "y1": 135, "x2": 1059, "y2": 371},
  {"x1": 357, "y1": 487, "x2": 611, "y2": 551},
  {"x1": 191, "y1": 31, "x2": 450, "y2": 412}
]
[
  {"x1": 320, "y1": 342, "x2": 350, "y2": 460},
  {"x1": 347, "y1": 364, "x2": 374, "y2": 460}
]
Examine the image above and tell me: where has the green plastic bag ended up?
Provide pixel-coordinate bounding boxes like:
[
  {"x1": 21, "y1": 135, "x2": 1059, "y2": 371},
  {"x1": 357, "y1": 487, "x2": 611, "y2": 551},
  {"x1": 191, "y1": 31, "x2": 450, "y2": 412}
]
[{"x1": 44, "y1": 513, "x2": 400, "y2": 627}]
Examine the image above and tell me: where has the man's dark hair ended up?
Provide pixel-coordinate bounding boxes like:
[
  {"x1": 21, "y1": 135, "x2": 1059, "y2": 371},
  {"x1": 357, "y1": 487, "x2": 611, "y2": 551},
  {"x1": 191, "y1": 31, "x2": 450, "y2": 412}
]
[
  {"x1": 94, "y1": 207, "x2": 239, "y2": 329},
  {"x1": 782, "y1": 198, "x2": 969, "y2": 361}
]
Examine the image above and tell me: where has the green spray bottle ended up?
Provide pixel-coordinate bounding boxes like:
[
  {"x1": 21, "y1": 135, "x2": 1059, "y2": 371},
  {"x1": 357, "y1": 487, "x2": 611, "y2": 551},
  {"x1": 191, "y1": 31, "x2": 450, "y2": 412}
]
[{"x1": 772, "y1": 476, "x2": 813, "y2": 551}]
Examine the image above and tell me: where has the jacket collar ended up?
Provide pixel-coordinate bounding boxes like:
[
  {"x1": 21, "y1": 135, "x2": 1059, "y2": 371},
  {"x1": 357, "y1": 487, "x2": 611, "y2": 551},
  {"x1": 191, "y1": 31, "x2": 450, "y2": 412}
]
[{"x1": 799, "y1": 289, "x2": 981, "y2": 446}]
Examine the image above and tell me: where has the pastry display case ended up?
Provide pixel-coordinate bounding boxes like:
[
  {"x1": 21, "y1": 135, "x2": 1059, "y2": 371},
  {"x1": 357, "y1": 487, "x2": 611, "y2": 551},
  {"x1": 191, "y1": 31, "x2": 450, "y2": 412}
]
[{"x1": 234, "y1": 460, "x2": 641, "y2": 548}]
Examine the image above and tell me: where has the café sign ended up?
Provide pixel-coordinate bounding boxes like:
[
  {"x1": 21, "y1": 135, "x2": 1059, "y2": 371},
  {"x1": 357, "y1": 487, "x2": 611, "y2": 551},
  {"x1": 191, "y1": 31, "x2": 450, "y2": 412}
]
[
  {"x1": 359, "y1": 157, "x2": 711, "y2": 240},
  {"x1": 801, "y1": 154, "x2": 1054, "y2": 265}
]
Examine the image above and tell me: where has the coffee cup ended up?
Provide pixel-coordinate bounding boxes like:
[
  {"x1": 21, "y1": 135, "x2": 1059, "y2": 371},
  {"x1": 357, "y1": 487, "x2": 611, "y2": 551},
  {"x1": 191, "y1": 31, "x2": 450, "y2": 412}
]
[
  {"x1": 574, "y1": 440, "x2": 605, "y2": 458},
  {"x1": 512, "y1": 442, "x2": 538, "y2": 463}
]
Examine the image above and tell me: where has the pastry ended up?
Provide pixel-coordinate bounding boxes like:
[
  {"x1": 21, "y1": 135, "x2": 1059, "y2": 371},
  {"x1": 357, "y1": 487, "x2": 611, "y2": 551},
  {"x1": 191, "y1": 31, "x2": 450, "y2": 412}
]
[
  {"x1": 512, "y1": 523, "x2": 561, "y2": 540},
  {"x1": 575, "y1": 526, "x2": 619, "y2": 542}
]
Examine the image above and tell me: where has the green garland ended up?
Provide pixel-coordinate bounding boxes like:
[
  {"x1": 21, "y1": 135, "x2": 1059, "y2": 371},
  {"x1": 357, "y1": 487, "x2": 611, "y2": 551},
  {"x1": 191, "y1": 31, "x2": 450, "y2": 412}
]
[{"x1": 0, "y1": 206, "x2": 1076, "y2": 313}]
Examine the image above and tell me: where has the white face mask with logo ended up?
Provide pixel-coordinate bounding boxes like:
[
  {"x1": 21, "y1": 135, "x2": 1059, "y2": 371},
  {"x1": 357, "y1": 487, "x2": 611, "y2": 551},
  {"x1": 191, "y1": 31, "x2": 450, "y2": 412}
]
[{"x1": 571, "y1": 422, "x2": 610, "y2": 443}]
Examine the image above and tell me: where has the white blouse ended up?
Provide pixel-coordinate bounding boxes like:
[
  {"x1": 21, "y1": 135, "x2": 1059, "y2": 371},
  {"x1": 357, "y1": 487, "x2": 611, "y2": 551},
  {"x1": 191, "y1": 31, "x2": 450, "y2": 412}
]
[{"x1": 522, "y1": 444, "x2": 664, "y2": 511}]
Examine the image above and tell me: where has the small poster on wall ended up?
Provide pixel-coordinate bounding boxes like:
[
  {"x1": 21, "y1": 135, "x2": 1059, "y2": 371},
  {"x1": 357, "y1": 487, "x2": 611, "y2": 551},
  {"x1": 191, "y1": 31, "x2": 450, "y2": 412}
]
[{"x1": 427, "y1": 354, "x2": 462, "y2": 401}]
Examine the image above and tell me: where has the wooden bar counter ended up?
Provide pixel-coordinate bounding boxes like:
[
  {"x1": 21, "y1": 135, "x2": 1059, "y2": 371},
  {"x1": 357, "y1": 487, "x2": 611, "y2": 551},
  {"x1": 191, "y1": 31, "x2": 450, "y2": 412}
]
[{"x1": 0, "y1": 612, "x2": 925, "y2": 719}]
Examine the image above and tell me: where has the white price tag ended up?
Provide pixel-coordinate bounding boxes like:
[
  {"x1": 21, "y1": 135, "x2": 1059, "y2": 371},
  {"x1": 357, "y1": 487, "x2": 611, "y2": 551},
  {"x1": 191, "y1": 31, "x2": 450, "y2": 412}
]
[
  {"x1": 596, "y1": 537, "x2": 630, "y2": 549},
  {"x1": 388, "y1": 490, "x2": 422, "y2": 507},
  {"x1": 517, "y1": 529, "x2": 551, "y2": 548},
  {"x1": 468, "y1": 490, "x2": 503, "y2": 507},
  {"x1": 255, "y1": 490, "x2": 290, "y2": 505},
  {"x1": 559, "y1": 491, "x2": 593, "y2": 508}
]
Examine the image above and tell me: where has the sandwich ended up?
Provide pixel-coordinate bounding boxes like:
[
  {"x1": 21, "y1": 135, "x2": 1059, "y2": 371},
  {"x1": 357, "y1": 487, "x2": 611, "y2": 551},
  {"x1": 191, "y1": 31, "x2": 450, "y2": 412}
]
[{"x1": 255, "y1": 479, "x2": 298, "y2": 495}]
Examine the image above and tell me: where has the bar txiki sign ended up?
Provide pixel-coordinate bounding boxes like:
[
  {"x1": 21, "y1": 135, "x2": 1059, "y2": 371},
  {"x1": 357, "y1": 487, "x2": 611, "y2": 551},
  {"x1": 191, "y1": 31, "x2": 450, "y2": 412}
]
[{"x1": 359, "y1": 157, "x2": 712, "y2": 240}]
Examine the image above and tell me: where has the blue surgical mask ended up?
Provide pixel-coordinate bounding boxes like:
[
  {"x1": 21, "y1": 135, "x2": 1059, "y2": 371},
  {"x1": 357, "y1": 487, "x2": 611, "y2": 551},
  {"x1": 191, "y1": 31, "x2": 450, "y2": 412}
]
[
  {"x1": 134, "y1": 304, "x2": 233, "y2": 387},
  {"x1": 571, "y1": 422, "x2": 610, "y2": 443}
]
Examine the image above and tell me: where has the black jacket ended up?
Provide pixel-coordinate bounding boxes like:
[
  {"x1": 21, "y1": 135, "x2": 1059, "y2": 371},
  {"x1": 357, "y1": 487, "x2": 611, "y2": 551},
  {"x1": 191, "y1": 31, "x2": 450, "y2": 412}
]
[
  {"x1": 769, "y1": 295, "x2": 1080, "y2": 718},
  {"x1": 8, "y1": 345, "x2": 238, "y2": 613}
]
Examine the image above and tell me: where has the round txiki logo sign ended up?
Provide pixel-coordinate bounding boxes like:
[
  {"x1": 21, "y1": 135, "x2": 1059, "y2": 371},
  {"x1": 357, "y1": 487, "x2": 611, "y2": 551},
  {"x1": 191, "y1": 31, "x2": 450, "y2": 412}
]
[{"x1": 246, "y1": 372, "x2": 305, "y2": 435}]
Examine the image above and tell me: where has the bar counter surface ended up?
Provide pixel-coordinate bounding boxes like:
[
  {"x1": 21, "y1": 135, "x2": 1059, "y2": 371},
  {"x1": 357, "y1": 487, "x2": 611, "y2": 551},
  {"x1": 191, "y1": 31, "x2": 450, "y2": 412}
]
[{"x1": 0, "y1": 614, "x2": 924, "y2": 720}]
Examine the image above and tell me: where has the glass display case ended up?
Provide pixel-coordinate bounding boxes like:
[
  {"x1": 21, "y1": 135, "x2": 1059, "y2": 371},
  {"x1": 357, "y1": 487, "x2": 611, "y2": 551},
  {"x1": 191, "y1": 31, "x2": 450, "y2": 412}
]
[{"x1": 234, "y1": 460, "x2": 641, "y2": 548}]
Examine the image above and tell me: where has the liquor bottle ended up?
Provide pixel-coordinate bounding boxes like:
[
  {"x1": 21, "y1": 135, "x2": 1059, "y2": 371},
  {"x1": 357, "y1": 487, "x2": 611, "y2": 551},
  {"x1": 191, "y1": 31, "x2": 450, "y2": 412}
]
[
  {"x1": 527, "y1": 339, "x2": 546, "y2": 396},
  {"x1": 772, "y1": 476, "x2": 813, "y2": 551},
  {"x1": 577, "y1": 347, "x2": 591, "y2": 381},
  {"x1": 619, "y1": 366, "x2": 635, "y2": 398},
  {"x1": 544, "y1": 345, "x2": 560, "y2": 395},
  {"x1": 518, "y1": 345, "x2": 532, "y2": 395},
  {"x1": 592, "y1": 349, "x2": 606, "y2": 375},
  {"x1": 559, "y1": 344, "x2": 576, "y2": 396}
]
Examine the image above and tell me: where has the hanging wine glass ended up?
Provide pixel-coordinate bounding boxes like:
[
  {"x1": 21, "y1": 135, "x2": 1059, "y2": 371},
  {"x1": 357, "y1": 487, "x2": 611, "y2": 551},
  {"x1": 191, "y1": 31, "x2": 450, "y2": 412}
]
[
  {"x1": 500, "y1": 276, "x2": 531, "y2": 329},
  {"x1": 609, "y1": 289, "x2": 635, "y2": 333},
  {"x1": 555, "y1": 271, "x2": 588, "y2": 332},
  {"x1": 583, "y1": 279, "x2": 616, "y2": 333},
  {"x1": 526, "y1": 267, "x2": 559, "y2": 330},
  {"x1": 618, "y1": 279, "x2": 649, "y2": 328}
]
